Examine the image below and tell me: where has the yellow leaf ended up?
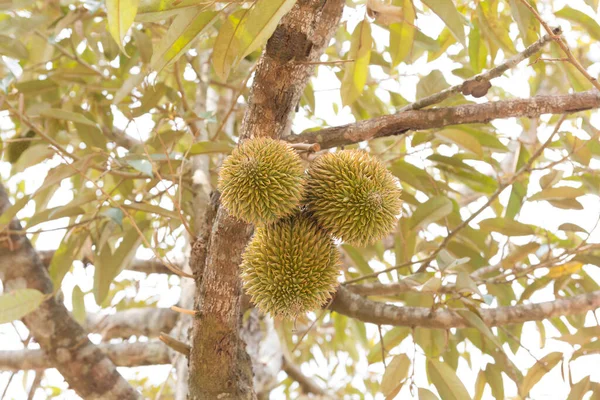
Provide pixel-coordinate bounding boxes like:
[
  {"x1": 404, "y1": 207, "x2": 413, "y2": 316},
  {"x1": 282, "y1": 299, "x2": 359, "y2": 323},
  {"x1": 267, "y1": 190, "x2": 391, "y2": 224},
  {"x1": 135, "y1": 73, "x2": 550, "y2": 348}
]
[
  {"x1": 106, "y1": 0, "x2": 140, "y2": 54},
  {"x1": 341, "y1": 21, "x2": 372, "y2": 106},
  {"x1": 547, "y1": 262, "x2": 583, "y2": 278}
]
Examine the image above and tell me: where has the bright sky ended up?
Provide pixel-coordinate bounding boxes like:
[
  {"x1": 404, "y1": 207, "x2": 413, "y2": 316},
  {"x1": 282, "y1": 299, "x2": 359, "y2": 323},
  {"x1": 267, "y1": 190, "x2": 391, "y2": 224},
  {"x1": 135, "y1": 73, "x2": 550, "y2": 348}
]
[{"x1": 1, "y1": 0, "x2": 600, "y2": 399}]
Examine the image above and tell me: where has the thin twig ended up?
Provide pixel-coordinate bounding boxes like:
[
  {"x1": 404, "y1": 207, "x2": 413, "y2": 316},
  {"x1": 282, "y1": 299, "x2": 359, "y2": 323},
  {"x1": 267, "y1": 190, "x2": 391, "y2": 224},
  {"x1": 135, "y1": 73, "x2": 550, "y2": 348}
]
[
  {"x1": 399, "y1": 29, "x2": 559, "y2": 111},
  {"x1": 518, "y1": 0, "x2": 600, "y2": 90}
]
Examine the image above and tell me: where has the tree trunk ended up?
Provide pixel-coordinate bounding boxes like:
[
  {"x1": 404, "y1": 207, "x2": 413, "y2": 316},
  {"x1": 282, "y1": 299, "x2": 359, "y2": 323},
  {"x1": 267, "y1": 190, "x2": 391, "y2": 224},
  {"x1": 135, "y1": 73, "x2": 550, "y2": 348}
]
[{"x1": 186, "y1": 0, "x2": 345, "y2": 398}]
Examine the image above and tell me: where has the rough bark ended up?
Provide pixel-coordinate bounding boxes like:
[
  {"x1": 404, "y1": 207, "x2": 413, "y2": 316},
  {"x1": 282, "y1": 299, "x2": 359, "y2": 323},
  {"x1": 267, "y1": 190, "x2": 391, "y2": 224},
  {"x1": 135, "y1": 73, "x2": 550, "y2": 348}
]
[
  {"x1": 331, "y1": 286, "x2": 600, "y2": 329},
  {"x1": 0, "y1": 184, "x2": 141, "y2": 400},
  {"x1": 187, "y1": 1, "x2": 345, "y2": 398},
  {"x1": 284, "y1": 90, "x2": 600, "y2": 149},
  {"x1": 0, "y1": 341, "x2": 170, "y2": 371}
]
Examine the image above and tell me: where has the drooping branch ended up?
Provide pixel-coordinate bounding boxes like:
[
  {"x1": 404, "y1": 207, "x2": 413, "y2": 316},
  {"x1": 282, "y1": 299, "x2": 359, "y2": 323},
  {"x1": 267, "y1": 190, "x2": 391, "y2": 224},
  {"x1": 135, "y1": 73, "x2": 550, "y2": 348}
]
[
  {"x1": 285, "y1": 90, "x2": 600, "y2": 149},
  {"x1": 187, "y1": 1, "x2": 345, "y2": 398},
  {"x1": 0, "y1": 184, "x2": 141, "y2": 399},
  {"x1": 0, "y1": 341, "x2": 170, "y2": 371},
  {"x1": 331, "y1": 287, "x2": 600, "y2": 329}
]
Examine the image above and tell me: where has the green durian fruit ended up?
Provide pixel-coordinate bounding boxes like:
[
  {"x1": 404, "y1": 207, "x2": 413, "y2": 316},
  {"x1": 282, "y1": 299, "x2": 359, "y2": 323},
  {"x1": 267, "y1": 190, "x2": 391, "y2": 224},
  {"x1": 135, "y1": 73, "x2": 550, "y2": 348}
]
[
  {"x1": 304, "y1": 150, "x2": 402, "y2": 246},
  {"x1": 218, "y1": 137, "x2": 305, "y2": 225},
  {"x1": 240, "y1": 213, "x2": 340, "y2": 318},
  {"x1": 6, "y1": 131, "x2": 35, "y2": 164}
]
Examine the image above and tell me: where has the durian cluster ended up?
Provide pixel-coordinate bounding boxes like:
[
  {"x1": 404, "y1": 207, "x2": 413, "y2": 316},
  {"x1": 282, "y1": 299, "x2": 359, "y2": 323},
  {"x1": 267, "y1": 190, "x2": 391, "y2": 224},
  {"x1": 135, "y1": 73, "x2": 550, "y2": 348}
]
[{"x1": 218, "y1": 137, "x2": 402, "y2": 318}]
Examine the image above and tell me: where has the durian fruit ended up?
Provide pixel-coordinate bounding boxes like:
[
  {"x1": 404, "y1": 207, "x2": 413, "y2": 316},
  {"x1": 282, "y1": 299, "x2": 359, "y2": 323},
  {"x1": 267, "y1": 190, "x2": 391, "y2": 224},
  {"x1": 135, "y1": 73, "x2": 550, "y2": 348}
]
[
  {"x1": 218, "y1": 137, "x2": 304, "y2": 225},
  {"x1": 304, "y1": 150, "x2": 402, "y2": 246},
  {"x1": 240, "y1": 213, "x2": 340, "y2": 318}
]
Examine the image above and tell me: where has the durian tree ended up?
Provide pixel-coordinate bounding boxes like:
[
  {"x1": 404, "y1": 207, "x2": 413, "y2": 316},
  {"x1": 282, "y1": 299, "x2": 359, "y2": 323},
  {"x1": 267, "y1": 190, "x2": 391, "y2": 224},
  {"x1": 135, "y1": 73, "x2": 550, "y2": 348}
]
[{"x1": 2, "y1": 0, "x2": 600, "y2": 399}]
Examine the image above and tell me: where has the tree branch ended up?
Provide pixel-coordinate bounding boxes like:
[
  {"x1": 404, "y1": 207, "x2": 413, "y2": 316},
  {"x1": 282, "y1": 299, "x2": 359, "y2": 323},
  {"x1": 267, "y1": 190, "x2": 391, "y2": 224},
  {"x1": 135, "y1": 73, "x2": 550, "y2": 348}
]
[
  {"x1": 0, "y1": 184, "x2": 141, "y2": 399},
  {"x1": 285, "y1": 90, "x2": 600, "y2": 149},
  {"x1": 37, "y1": 250, "x2": 175, "y2": 275},
  {"x1": 0, "y1": 341, "x2": 170, "y2": 371},
  {"x1": 281, "y1": 353, "x2": 328, "y2": 397},
  {"x1": 331, "y1": 287, "x2": 600, "y2": 329},
  {"x1": 399, "y1": 28, "x2": 559, "y2": 111},
  {"x1": 86, "y1": 308, "x2": 179, "y2": 340}
]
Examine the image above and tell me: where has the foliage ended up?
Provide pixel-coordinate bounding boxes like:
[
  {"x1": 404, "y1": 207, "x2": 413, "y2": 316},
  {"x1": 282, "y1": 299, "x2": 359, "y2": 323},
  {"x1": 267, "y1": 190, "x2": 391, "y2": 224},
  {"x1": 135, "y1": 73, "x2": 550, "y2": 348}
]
[{"x1": 0, "y1": 0, "x2": 599, "y2": 398}]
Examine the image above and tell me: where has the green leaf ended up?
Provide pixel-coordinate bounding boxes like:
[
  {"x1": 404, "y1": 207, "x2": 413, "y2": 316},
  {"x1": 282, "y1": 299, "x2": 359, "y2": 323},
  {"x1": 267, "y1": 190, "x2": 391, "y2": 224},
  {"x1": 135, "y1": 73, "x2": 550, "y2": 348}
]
[
  {"x1": 380, "y1": 354, "x2": 410, "y2": 396},
  {"x1": 151, "y1": 9, "x2": 220, "y2": 73},
  {"x1": 49, "y1": 230, "x2": 88, "y2": 288},
  {"x1": 71, "y1": 285, "x2": 86, "y2": 325},
  {"x1": 418, "y1": 388, "x2": 439, "y2": 400},
  {"x1": 410, "y1": 196, "x2": 453, "y2": 230},
  {"x1": 27, "y1": 204, "x2": 87, "y2": 229},
  {"x1": 457, "y1": 309, "x2": 502, "y2": 349},
  {"x1": 0, "y1": 194, "x2": 31, "y2": 232},
  {"x1": 477, "y1": 2, "x2": 515, "y2": 56},
  {"x1": 567, "y1": 376, "x2": 591, "y2": 400},
  {"x1": 558, "y1": 223, "x2": 587, "y2": 233},
  {"x1": 417, "y1": 70, "x2": 449, "y2": 100},
  {"x1": 0, "y1": 34, "x2": 28, "y2": 59},
  {"x1": 468, "y1": 20, "x2": 487, "y2": 73},
  {"x1": 76, "y1": 123, "x2": 106, "y2": 150},
  {"x1": 436, "y1": 249, "x2": 469, "y2": 271},
  {"x1": 479, "y1": 218, "x2": 534, "y2": 236},
  {"x1": 435, "y1": 129, "x2": 483, "y2": 156},
  {"x1": 132, "y1": 28, "x2": 152, "y2": 63},
  {"x1": 473, "y1": 369, "x2": 486, "y2": 400},
  {"x1": 131, "y1": 83, "x2": 167, "y2": 117},
  {"x1": 506, "y1": 180, "x2": 527, "y2": 219},
  {"x1": 519, "y1": 352, "x2": 563, "y2": 397},
  {"x1": 212, "y1": 10, "x2": 246, "y2": 82},
  {"x1": 509, "y1": 0, "x2": 539, "y2": 46},
  {"x1": 427, "y1": 358, "x2": 472, "y2": 400},
  {"x1": 126, "y1": 159, "x2": 153, "y2": 177},
  {"x1": 106, "y1": 0, "x2": 140, "y2": 54},
  {"x1": 342, "y1": 244, "x2": 373, "y2": 276},
  {"x1": 39, "y1": 108, "x2": 97, "y2": 126},
  {"x1": 556, "y1": 6, "x2": 600, "y2": 42},
  {"x1": 94, "y1": 220, "x2": 149, "y2": 304},
  {"x1": 389, "y1": 0, "x2": 415, "y2": 67},
  {"x1": 0, "y1": 289, "x2": 45, "y2": 324},
  {"x1": 421, "y1": 0, "x2": 466, "y2": 45},
  {"x1": 529, "y1": 187, "x2": 586, "y2": 201},
  {"x1": 102, "y1": 207, "x2": 124, "y2": 227},
  {"x1": 368, "y1": 327, "x2": 410, "y2": 364},
  {"x1": 11, "y1": 144, "x2": 54, "y2": 174},
  {"x1": 485, "y1": 364, "x2": 504, "y2": 400},
  {"x1": 341, "y1": 21, "x2": 372, "y2": 106},
  {"x1": 136, "y1": 0, "x2": 199, "y2": 22},
  {"x1": 455, "y1": 272, "x2": 483, "y2": 297},
  {"x1": 189, "y1": 141, "x2": 234, "y2": 155},
  {"x1": 123, "y1": 202, "x2": 180, "y2": 220},
  {"x1": 235, "y1": 0, "x2": 297, "y2": 61},
  {"x1": 540, "y1": 170, "x2": 563, "y2": 189}
]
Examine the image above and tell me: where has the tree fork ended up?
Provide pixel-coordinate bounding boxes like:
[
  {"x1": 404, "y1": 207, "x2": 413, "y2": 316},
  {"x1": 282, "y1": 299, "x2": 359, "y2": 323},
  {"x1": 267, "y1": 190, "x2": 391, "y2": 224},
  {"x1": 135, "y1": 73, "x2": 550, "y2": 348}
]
[{"x1": 186, "y1": 1, "x2": 345, "y2": 398}]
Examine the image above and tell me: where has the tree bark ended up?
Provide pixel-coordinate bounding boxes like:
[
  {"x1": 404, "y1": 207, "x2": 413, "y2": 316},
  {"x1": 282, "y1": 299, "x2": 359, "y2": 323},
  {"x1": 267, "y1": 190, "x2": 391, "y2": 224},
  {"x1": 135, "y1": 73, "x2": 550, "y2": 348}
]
[
  {"x1": 331, "y1": 286, "x2": 600, "y2": 329},
  {"x1": 0, "y1": 184, "x2": 140, "y2": 400},
  {"x1": 187, "y1": 1, "x2": 344, "y2": 398},
  {"x1": 285, "y1": 90, "x2": 600, "y2": 149}
]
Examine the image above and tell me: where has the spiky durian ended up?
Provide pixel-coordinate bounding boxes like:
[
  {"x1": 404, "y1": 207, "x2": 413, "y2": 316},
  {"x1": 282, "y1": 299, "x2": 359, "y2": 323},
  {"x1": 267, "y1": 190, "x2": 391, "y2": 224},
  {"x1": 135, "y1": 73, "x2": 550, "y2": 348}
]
[
  {"x1": 304, "y1": 150, "x2": 402, "y2": 246},
  {"x1": 240, "y1": 213, "x2": 340, "y2": 318},
  {"x1": 218, "y1": 137, "x2": 304, "y2": 225}
]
